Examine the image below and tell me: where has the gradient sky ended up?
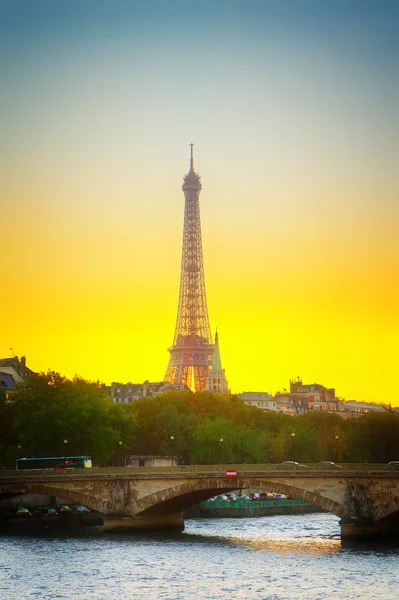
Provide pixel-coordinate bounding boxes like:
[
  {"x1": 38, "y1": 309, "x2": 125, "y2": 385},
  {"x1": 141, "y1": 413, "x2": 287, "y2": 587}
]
[{"x1": 1, "y1": 1, "x2": 398, "y2": 404}]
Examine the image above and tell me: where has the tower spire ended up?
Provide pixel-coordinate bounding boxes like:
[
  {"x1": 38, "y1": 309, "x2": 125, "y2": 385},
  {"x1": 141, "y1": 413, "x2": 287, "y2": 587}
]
[
  {"x1": 211, "y1": 329, "x2": 223, "y2": 373},
  {"x1": 164, "y1": 146, "x2": 213, "y2": 391},
  {"x1": 206, "y1": 329, "x2": 229, "y2": 395},
  {"x1": 190, "y1": 143, "x2": 194, "y2": 171}
]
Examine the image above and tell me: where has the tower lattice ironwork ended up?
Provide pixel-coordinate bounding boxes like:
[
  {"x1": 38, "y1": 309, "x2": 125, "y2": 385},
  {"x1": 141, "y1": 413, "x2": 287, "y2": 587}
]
[{"x1": 164, "y1": 144, "x2": 214, "y2": 391}]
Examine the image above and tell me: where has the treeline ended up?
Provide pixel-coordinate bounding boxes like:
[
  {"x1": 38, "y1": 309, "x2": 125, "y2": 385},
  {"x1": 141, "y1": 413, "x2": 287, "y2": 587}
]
[{"x1": 1, "y1": 372, "x2": 399, "y2": 468}]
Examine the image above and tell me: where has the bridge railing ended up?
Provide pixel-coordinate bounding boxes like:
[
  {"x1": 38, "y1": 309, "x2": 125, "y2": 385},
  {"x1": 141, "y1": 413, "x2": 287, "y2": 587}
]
[{"x1": 0, "y1": 463, "x2": 392, "y2": 478}]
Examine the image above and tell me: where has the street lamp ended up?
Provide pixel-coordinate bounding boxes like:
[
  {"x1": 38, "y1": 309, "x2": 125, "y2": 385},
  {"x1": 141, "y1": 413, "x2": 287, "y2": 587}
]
[
  {"x1": 291, "y1": 433, "x2": 296, "y2": 463},
  {"x1": 17, "y1": 444, "x2": 22, "y2": 457},
  {"x1": 118, "y1": 441, "x2": 123, "y2": 467},
  {"x1": 219, "y1": 438, "x2": 224, "y2": 464},
  {"x1": 334, "y1": 435, "x2": 339, "y2": 462},
  {"x1": 170, "y1": 435, "x2": 175, "y2": 466},
  {"x1": 63, "y1": 439, "x2": 68, "y2": 458}
]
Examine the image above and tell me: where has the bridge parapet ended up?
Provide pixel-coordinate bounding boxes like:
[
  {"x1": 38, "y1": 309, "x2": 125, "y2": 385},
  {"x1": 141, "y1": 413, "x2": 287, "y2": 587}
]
[{"x1": 0, "y1": 463, "x2": 393, "y2": 479}]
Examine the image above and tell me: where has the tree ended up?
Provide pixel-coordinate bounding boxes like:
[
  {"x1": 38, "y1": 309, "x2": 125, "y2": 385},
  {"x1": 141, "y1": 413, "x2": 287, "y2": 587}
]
[
  {"x1": 191, "y1": 417, "x2": 267, "y2": 464},
  {"x1": 0, "y1": 389, "x2": 19, "y2": 468},
  {"x1": 12, "y1": 372, "x2": 127, "y2": 464},
  {"x1": 356, "y1": 412, "x2": 399, "y2": 463},
  {"x1": 300, "y1": 412, "x2": 348, "y2": 461}
]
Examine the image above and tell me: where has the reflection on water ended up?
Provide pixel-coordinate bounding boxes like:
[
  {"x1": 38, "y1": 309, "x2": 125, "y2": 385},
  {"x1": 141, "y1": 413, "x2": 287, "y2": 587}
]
[
  {"x1": 234, "y1": 537, "x2": 341, "y2": 555},
  {"x1": 0, "y1": 513, "x2": 398, "y2": 600},
  {"x1": 184, "y1": 514, "x2": 343, "y2": 554}
]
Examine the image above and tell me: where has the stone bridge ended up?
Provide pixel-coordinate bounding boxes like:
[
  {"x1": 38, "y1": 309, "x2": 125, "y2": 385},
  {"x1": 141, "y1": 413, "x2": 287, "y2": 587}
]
[{"x1": 1, "y1": 465, "x2": 399, "y2": 538}]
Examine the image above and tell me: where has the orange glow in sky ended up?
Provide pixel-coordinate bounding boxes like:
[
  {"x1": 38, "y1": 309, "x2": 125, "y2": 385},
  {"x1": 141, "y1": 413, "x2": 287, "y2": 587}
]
[{"x1": 1, "y1": 2, "x2": 398, "y2": 404}]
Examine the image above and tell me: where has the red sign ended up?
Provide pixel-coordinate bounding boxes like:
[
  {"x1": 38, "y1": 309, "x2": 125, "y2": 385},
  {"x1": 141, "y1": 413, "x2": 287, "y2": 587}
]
[{"x1": 226, "y1": 470, "x2": 237, "y2": 478}]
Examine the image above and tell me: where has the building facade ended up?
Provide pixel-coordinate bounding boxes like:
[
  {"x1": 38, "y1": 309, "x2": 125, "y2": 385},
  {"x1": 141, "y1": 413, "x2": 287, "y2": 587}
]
[
  {"x1": 340, "y1": 400, "x2": 391, "y2": 418},
  {"x1": 108, "y1": 380, "x2": 189, "y2": 404},
  {"x1": 274, "y1": 378, "x2": 339, "y2": 414},
  {"x1": 236, "y1": 392, "x2": 277, "y2": 412},
  {"x1": 0, "y1": 355, "x2": 35, "y2": 397}
]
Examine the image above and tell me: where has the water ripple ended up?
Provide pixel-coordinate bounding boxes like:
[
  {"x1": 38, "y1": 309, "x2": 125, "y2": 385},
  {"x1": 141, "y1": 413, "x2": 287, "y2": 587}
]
[{"x1": 0, "y1": 513, "x2": 398, "y2": 599}]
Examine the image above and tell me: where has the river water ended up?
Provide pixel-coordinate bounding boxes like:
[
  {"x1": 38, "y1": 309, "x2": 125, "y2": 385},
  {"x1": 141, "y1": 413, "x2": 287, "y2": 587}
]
[{"x1": 1, "y1": 513, "x2": 398, "y2": 599}]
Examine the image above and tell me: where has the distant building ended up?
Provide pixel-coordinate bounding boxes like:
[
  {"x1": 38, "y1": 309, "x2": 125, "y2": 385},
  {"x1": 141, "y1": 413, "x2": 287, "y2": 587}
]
[
  {"x1": 273, "y1": 392, "x2": 302, "y2": 415},
  {"x1": 340, "y1": 400, "x2": 390, "y2": 418},
  {"x1": 108, "y1": 380, "x2": 189, "y2": 404},
  {"x1": 236, "y1": 392, "x2": 277, "y2": 412},
  {"x1": 234, "y1": 375, "x2": 395, "y2": 417},
  {"x1": 205, "y1": 330, "x2": 229, "y2": 395},
  {"x1": 274, "y1": 378, "x2": 338, "y2": 414},
  {"x1": 0, "y1": 372, "x2": 17, "y2": 397},
  {"x1": 0, "y1": 355, "x2": 36, "y2": 397}
]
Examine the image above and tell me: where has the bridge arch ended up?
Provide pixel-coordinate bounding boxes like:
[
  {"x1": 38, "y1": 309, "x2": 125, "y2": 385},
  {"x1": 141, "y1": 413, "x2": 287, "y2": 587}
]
[
  {"x1": 133, "y1": 476, "x2": 343, "y2": 518},
  {"x1": 373, "y1": 497, "x2": 399, "y2": 521},
  {"x1": 0, "y1": 482, "x2": 104, "y2": 513}
]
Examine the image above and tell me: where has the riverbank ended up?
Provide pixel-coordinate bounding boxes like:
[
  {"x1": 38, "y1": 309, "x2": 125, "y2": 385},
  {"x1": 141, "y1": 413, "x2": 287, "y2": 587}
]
[{"x1": 184, "y1": 498, "x2": 324, "y2": 519}]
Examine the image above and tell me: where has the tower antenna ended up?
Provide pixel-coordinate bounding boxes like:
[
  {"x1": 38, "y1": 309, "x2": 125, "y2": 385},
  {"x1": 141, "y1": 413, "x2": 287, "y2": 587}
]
[{"x1": 189, "y1": 143, "x2": 194, "y2": 170}]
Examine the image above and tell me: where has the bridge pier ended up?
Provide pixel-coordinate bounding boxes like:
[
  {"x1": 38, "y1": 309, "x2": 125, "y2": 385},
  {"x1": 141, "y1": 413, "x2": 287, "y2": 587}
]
[
  {"x1": 339, "y1": 517, "x2": 381, "y2": 539},
  {"x1": 340, "y1": 482, "x2": 383, "y2": 539},
  {"x1": 102, "y1": 512, "x2": 185, "y2": 533}
]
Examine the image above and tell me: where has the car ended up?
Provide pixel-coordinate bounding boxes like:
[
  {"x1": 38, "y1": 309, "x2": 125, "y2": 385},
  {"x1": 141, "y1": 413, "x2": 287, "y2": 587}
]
[
  {"x1": 264, "y1": 492, "x2": 275, "y2": 499},
  {"x1": 273, "y1": 493, "x2": 287, "y2": 500},
  {"x1": 386, "y1": 461, "x2": 399, "y2": 471},
  {"x1": 258, "y1": 492, "x2": 270, "y2": 500},
  {"x1": 56, "y1": 505, "x2": 71, "y2": 513},
  {"x1": 15, "y1": 507, "x2": 33, "y2": 517},
  {"x1": 36, "y1": 507, "x2": 58, "y2": 516},
  {"x1": 319, "y1": 461, "x2": 343, "y2": 469},
  {"x1": 71, "y1": 505, "x2": 91, "y2": 512},
  {"x1": 226, "y1": 493, "x2": 237, "y2": 502},
  {"x1": 280, "y1": 461, "x2": 307, "y2": 467}
]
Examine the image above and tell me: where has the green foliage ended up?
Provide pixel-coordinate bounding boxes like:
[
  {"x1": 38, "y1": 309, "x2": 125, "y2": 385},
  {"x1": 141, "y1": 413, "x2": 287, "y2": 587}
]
[
  {"x1": 356, "y1": 412, "x2": 399, "y2": 462},
  {"x1": 2, "y1": 376, "x2": 398, "y2": 468},
  {"x1": 12, "y1": 372, "x2": 126, "y2": 464},
  {"x1": 190, "y1": 417, "x2": 267, "y2": 464},
  {"x1": 0, "y1": 388, "x2": 18, "y2": 468}
]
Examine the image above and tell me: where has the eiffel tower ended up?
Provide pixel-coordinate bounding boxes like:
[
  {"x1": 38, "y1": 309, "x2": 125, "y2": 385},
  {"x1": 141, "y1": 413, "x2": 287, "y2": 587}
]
[{"x1": 164, "y1": 145, "x2": 214, "y2": 391}]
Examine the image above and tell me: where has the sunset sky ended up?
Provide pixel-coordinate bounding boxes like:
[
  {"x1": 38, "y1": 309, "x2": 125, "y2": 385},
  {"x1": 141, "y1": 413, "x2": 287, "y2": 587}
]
[{"x1": 1, "y1": 1, "x2": 398, "y2": 404}]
